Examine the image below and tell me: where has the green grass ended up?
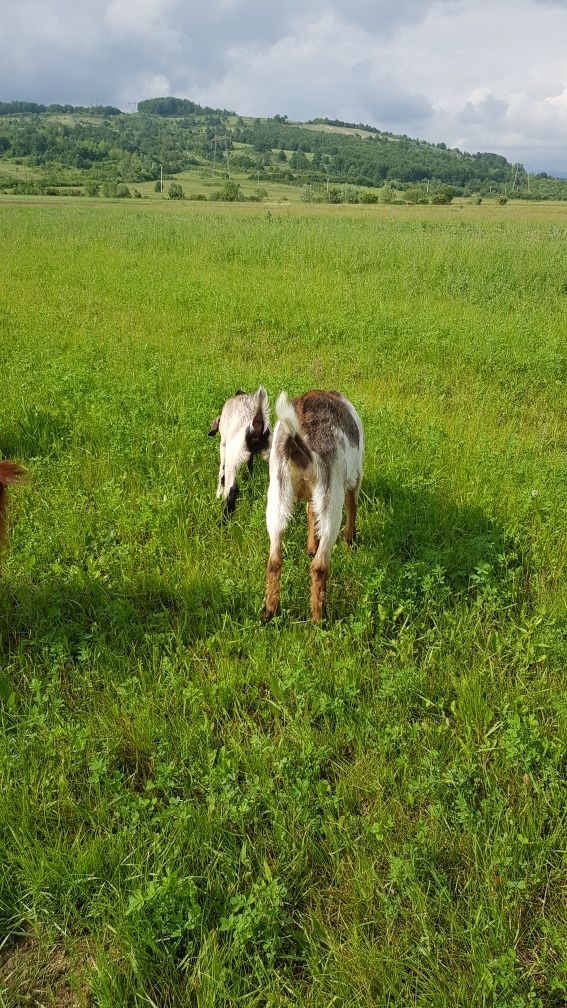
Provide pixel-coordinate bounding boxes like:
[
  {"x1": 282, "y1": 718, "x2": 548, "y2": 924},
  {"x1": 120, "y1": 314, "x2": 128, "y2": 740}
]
[{"x1": 0, "y1": 202, "x2": 566, "y2": 1007}]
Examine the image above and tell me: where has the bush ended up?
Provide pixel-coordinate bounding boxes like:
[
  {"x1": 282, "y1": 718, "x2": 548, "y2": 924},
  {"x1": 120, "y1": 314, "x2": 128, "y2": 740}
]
[
  {"x1": 84, "y1": 181, "x2": 100, "y2": 197},
  {"x1": 496, "y1": 196, "x2": 508, "y2": 205},
  {"x1": 359, "y1": 190, "x2": 379, "y2": 204},
  {"x1": 168, "y1": 182, "x2": 184, "y2": 199},
  {"x1": 115, "y1": 184, "x2": 131, "y2": 198},
  {"x1": 154, "y1": 180, "x2": 162, "y2": 193},
  {"x1": 211, "y1": 180, "x2": 243, "y2": 202},
  {"x1": 327, "y1": 186, "x2": 343, "y2": 204},
  {"x1": 431, "y1": 188, "x2": 453, "y2": 205}
]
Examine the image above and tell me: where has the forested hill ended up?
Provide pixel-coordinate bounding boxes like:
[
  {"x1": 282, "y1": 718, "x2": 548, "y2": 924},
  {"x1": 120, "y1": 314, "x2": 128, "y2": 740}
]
[{"x1": 0, "y1": 96, "x2": 564, "y2": 201}]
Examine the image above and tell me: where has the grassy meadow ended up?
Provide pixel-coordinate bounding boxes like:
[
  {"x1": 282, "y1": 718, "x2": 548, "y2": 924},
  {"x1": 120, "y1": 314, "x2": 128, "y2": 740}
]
[{"x1": 0, "y1": 200, "x2": 566, "y2": 1007}]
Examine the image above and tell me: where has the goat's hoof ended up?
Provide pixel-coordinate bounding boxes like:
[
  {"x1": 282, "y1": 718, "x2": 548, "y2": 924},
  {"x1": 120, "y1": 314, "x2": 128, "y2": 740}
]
[{"x1": 261, "y1": 607, "x2": 276, "y2": 623}]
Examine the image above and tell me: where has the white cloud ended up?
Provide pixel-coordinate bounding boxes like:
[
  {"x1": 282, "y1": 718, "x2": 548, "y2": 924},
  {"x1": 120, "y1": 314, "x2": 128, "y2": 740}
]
[{"x1": 0, "y1": 0, "x2": 565, "y2": 171}]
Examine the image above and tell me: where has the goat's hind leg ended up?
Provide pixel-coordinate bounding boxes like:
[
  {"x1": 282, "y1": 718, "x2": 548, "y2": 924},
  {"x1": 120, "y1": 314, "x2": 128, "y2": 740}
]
[
  {"x1": 310, "y1": 485, "x2": 343, "y2": 622},
  {"x1": 306, "y1": 501, "x2": 319, "y2": 558},
  {"x1": 263, "y1": 481, "x2": 291, "y2": 621}
]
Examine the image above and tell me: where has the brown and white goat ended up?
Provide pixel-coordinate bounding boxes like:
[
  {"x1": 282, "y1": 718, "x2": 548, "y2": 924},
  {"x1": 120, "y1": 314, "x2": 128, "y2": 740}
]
[
  {"x1": 209, "y1": 387, "x2": 271, "y2": 516},
  {"x1": 263, "y1": 390, "x2": 364, "y2": 622},
  {"x1": 0, "y1": 461, "x2": 25, "y2": 545}
]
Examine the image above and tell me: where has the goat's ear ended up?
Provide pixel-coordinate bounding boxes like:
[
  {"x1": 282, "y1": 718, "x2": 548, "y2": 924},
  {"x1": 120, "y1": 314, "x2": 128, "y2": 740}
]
[{"x1": 208, "y1": 415, "x2": 221, "y2": 436}]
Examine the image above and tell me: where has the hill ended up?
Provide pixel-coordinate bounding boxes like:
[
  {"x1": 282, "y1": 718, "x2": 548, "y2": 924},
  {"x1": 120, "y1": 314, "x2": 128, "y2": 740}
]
[{"x1": 0, "y1": 98, "x2": 565, "y2": 202}]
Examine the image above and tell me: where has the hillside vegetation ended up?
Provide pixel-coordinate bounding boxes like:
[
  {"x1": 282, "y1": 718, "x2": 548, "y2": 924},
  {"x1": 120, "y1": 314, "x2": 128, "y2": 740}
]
[
  {"x1": 0, "y1": 96, "x2": 565, "y2": 203},
  {"x1": 1, "y1": 201, "x2": 566, "y2": 1005}
]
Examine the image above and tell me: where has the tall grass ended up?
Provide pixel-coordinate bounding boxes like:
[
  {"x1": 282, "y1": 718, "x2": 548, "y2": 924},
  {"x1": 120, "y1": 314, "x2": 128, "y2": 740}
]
[{"x1": 0, "y1": 203, "x2": 566, "y2": 1007}]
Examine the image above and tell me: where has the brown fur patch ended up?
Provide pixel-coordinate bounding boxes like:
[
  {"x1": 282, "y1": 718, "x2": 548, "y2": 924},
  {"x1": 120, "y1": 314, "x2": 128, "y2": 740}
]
[
  {"x1": 283, "y1": 433, "x2": 311, "y2": 469},
  {"x1": 293, "y1": 391, "x2": 359, "y2": 452},
  {"x1": 0, "y1": 461, "x2": 25, "y2": 545}
]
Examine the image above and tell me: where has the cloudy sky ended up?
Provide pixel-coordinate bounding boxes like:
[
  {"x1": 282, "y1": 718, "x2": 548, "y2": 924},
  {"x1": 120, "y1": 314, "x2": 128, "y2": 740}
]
[{"x1": 1, "y1": 0, "x2": 566, "y2": 172}]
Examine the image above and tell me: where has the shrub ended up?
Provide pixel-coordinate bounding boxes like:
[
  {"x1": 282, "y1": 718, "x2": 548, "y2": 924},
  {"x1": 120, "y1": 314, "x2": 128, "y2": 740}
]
[
  {"x1": 84, "y1": 181, "x2": 100, "y2": 197},
  {"x1": 115, "y1": 184, "x2": 131, "y2": 198},
  {"x1": 431, "y1": 188, "x2": 453, "y2": 205},
  {"x1": 168, "y1": 182, "x2": 184, "y2": 199},
  {"x1": 496, "y1": 195, "x2": 508, "y2": 205},
  {"x1": 211, "y1": 180, "x2": 244, "y2": 202}
]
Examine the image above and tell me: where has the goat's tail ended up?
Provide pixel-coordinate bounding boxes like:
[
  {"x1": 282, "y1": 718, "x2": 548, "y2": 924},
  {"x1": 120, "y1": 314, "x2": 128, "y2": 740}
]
[
  {"x1": 276, "y1": 392, "x2": 312, "y2": 470},
  {"x1": 276, "y1": 392, "x2": 299, "y2": 437},
  {"x1": 0, "y1": 461, "x2": 26, "y2": 545}
]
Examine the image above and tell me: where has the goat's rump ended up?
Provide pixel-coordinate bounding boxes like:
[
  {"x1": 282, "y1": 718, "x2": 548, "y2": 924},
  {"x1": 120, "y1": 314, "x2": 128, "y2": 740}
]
[{"x1": 277, "y1": 390, "x2": 360, "y2": 460}]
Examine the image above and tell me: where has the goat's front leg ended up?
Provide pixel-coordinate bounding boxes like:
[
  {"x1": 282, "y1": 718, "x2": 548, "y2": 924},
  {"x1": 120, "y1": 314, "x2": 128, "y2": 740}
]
[
  {"x1": 216, "y1": 439, "x2": 226, "y2": 499},
  {"x1": 222, "y1": 459, "x2": 241, "y2": 517}
]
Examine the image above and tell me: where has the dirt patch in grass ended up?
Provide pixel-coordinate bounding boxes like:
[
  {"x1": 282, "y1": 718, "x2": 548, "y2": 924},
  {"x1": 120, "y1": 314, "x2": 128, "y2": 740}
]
[{"x1": 0, "y1": 932, "x2": 92, "y2": 1007}]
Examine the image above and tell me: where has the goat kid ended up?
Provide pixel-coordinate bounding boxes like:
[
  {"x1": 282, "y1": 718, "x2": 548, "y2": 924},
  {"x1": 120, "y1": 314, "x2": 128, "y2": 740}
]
[
  {"x1": 264, "y1": 390, "x2": 364, "y2": 622},
  {"x1": 209, "y1": 387, "x2": 271, "y2": 516},
  {"x1": 0, "y1": 461, "x2": 26, "y2": 545}
]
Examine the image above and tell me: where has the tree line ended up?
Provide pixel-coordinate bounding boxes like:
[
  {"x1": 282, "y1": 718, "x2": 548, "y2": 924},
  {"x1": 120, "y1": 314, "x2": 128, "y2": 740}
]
[{"x1": 0, "y1": 98, "x2": 564, "y2": 201}]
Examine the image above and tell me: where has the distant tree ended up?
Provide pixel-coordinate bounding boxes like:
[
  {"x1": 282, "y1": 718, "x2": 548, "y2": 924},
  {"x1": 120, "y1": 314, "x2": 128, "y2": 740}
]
[
  {"x1": 154, "y1": 179, "x2": 162, "y2": 192},
  {"x1": 359, "y1": 189, "x2": 379, "y2": 203},
  {"x1": 213, "y1": 179, "x2": 243, "y2": 201},
  {"x1": 431, "y1": 187, "x2": 453, "y2": 204},
  {"x1": 168, "y1": 181, "x2": 184, "y2": 199},
  {"x1": 405, "y1": 186, "x2": 425, "y2": 204},
  {"x1": 84, "y1": 180, "x2": 99, "y2": 197}
]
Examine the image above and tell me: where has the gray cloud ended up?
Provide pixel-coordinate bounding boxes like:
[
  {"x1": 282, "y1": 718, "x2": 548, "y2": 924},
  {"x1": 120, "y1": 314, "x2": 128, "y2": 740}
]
[{"x1": 0, "y1": 0, "x2": 566, "y2": 171}]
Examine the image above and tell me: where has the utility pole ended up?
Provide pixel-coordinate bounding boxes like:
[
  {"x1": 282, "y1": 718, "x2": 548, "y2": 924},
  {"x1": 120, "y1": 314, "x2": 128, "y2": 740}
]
[
  {"x1": 511, "y1": 163, "x2": 520, "y2": 193},
  {"x1": 211, "y1": 136, "x2": 231, "y2": 179},
  {"x1": 160, "y1": 165, "x2": 163, "y2": 193}
]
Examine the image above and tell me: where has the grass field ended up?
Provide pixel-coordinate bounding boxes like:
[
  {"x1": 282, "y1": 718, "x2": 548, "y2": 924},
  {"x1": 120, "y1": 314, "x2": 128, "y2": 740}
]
[{"x1": 0, "y1": 201, "x2": 566, "y2": 1007}]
